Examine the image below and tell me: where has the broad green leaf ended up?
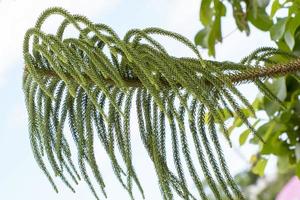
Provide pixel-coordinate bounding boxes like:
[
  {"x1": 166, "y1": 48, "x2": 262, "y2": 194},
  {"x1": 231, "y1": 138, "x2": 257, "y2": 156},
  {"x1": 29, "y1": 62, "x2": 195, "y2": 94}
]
[
  {"x1": 219, "y1": 1, "x2": 226, "y2": 16},
  {"x1": 271, "y1": 0, "x2": 281, "y2": 17},
  {"x1": 288, "y1": 14, "x2": 300, "y2": 35},
  {"x1": 293, "y1": 28, "x2": 300, "y2": 55},
  {"x1": 250, "y1": 122, "x2": 272, "y2": 144},
  {"x1": 251, "y1": 0, "x2": 258, "y2": 18},
  {"x1": 259, "y1": 122, "x2": 288, "y2": 156},
  {"x1": 239, "y1": 120, "x2": 260, "y2": 145},
  {"x1": 263, "y1": 78, "x2": 287, "y2": 115},
  {"x1": 261, "y1": 137, "x2": 289, "y2": 156},
  {"x1": 289, "y1": 2, "x2": 300, "y2": 16},
  {"x1": 260, "y1": 121, "x2": 276, "y2": 141},
  {"x1": 214, "y1": 0, "x2": 226, "y2": 17},
  {"x1": 276, "y1": 38, "x2": 291, "y2": 51},
  {"x1": 285, "y1": 14, "x2": 300, "y2": 52},
  {"x1": 233, "y1": 117, "x2": 243, "y2": 127},
  {"x1": 284, "y1": 30, "x2": 295, "y2": 50},
  {"x1": 257, "y1": 0, "x2": 270, "y2": 8},
  {"x1": 207, "y1": 28, "x2": 216, "y2": 56},
  {"x1": 194, "y1": 28, "x2": 209, "y2": 48},
  {"x1": 277, "y1": 155, "x2": 294, "y2": 173},
  {"x1": 270, "y1": 18, "x2": 288, "y2": 41},
  {"x1": 280, "y1": 110, "x2": 292, "y2": 123},
  {"x1": 252, "y1": 98, "x2": 263, "y2": 110},
  {"x1": 290, "y1": 89, "x2": 300, "y2": 107},
  {"x1": 252, "y1": 158, "x2": 268, "y2": 177},
  {"x1": 273, "y1": 78, "x2": 287, "y2": 101},
  {"x1": 213, "y1": 14, "x2": 222, "y2": 42},
  {"x1": 267, "y1": 53, "x2": 290, "y2": 63},
  {"x1": 251, "y1": 121, "x2": 286, "y2": 145},
  {"x1": 296, "y1": 143, "x2": 300, "y2": 162},
  {"x1": 239, "y1": 129, "x2": 251, "y2": 146},
  {"x1": 228, "y1": 114, "x2": 250, "y2": 136},
  {"x1": 248, "y1": 8, "x2": 273, "y2": 31},
  {"x1": 200, "y1": 0, "x2": 213, "y2": 25},
  {"x1": 232, "y1": 2, "x2": 249, "y2": 34},
  {"x1": 296, "y1": 162, "x2": 300, "y2": 178},
  {"x1": 218, "y1": 108, "x2": 233, "y2": 121},
  {"x1": 263, "y1": 97, "x2": 279, "y2": 115}
]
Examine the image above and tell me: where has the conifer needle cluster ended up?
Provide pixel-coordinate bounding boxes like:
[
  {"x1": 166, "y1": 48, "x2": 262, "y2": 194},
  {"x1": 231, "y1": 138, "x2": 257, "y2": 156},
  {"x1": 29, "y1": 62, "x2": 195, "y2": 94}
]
[{"x1": 23, "y1": 7, "x2": 300, "y2": 200}]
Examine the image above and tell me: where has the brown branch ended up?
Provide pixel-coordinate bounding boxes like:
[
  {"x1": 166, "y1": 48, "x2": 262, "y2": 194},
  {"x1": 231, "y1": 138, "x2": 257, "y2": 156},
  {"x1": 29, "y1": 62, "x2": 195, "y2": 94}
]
[
  {"x1": 24, "y1": 59, "x2": 300, "y2": 87},
  {"x1": 229, "y1": 59, "x2": 300, "y2": 83}
]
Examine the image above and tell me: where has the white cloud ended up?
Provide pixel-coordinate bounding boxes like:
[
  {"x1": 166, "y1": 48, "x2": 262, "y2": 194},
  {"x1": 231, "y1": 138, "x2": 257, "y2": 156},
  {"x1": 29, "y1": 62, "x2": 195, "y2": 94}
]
[{"x1": 0, "y1": 0, "x2": 120, "y2": 87}]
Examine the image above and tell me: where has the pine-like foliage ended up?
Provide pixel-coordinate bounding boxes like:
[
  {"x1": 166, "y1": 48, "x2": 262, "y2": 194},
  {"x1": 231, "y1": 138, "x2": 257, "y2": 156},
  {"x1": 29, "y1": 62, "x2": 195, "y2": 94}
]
[{"x1": 23, "y1": 7, "x2": 300, "y2": 200}]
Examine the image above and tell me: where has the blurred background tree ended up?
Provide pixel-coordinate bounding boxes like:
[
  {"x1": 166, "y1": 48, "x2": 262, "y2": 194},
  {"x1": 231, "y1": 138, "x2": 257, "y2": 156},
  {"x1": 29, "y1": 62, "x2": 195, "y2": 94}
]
[{"x1": 195, "y1": 0, "x2": 300, "y2": 199}]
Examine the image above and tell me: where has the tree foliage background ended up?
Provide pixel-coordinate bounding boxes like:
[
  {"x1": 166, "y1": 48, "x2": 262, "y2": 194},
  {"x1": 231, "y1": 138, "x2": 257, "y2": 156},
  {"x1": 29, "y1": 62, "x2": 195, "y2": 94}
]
[{"x1": 195, "y1": 0, "x2": 300, "y2": 199}]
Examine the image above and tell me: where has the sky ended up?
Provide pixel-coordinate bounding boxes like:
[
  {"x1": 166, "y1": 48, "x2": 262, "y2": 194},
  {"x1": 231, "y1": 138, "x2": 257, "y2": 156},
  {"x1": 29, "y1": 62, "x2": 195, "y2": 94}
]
[{"x1": 0, "y1": 0, "x2": 276, "y2": 199}]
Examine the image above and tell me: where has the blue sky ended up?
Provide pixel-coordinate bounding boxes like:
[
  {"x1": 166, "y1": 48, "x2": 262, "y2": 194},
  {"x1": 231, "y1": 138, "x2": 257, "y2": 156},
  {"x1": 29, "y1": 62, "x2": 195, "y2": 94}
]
[{"x1": 0, "y1": 0, "x2": 276, "y2": 199}]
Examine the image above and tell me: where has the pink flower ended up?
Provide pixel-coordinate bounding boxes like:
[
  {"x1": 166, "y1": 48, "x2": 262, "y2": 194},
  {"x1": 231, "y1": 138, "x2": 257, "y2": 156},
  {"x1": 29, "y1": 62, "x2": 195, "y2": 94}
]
[{"x1": 276, "y1": 176, "x2": 300, "y2": 200}]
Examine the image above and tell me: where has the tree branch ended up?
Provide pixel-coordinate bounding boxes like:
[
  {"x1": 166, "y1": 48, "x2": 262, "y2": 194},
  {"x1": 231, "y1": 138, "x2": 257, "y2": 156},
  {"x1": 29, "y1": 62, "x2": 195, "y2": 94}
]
[{"x1": 24, "y1": 58, "x2": 300, "y2": 88}]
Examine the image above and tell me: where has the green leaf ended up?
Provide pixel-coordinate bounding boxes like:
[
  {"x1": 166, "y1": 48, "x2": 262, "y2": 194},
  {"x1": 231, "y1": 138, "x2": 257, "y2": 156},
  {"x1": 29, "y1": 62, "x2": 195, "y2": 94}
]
[
  {"x1": 270, "y1": 18, "x2": 288, "y2": 41},
  {"x1": 296, "y1": 162, "x2": 300, "y2": 178},
  {"x1": 239, "y1": 120, "x2": 259, "y2": 145},
  {"x1": 287, "y1": 13, "x2": 300, "y2": 35},
  {"x1": 296, "y1": 143, "x2": 300, "y2": 162},
  {"x1": 261, "y1": 137, "x2": 289, "y2": 156},
  {"x1": 252, "y1": 98, "x2": 263, "y2": 110},
  {"x1": 248, "y1": 8, "x2": 273, "y2": 31},
  {"x1": 273, "y1": 78, "x2": 287, "y2": 101},
  {"x1": 258, "y1": 122, "x2": 288, "y2": 156},
  {"x1": 251, "y1": 0, "x2": 258, "y2": 18},
  {"x1": 213, "y1": 15, "x2": 222, "y2": 42},
  {"x1": 228, "y1": 112, "x2": 252, "y2": 136},
  {"x1": 259, "y1": 121, "x2": 276, "y2": 141},
  {"x1": 252, "y1": 158, "x2": 268, "y2": 177},
  {"x1": 284, "y1": 30, "x2": 295, "y2": 50},
  {"x1": 263, "y1": 78, "x2": 287, "y2": 115},
  {"x1": 194, "y1": 28, "x2": 209, "y2": 48},
  {"x1": 232, "y1": 2, "x2": 249, "y2": 34},
  {"x1": 257, "y1": 0, "x2": 270, "y2": 8},
  {"x1": 276, "y1": 38, "x2": 291, "y2": 52},
  {"x1": 289, "y1": 1, "x2": 300, "y2": 15},
  {"x1": 233, "y1": 117, "x2": 243, "y2": 127},
  {"x1": 251, "y1": 120, "x2": 286, "y2": 145},
  {"x1": 239, "y1": 129, "x2": 251, "y2": 146},
  {"x1": 200, "y1": 0, "x2": 213, "y2": 25},
  {"x1": 207, "y1": 28, "x2": 216, "y2": 56},
  {"x1": 280, "y1": 110, "x2": 292, "y2": 123},
  {"x1": 218, "y1": 108, "x2": 233, "y2": 121},
  {"x1": 293, "y1": 27, "x2": 300, "y2": 55},
  {"x1": 277, "y1": 156, "x2": 293, "y2": 173},
  {"x1": 271, "y1": 0, "x2": 281, "y2": 17},
  {"x1": 219, "y1": 1, "x2": 226, "y2": 16}
]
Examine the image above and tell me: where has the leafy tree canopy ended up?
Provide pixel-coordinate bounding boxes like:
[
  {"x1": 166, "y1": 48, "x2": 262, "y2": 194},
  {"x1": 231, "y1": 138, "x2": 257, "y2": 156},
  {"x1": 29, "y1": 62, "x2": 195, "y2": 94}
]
[
  {"x1": 195, "y1": 0, "x2": 300, "y2": 181},
  {"x1": 196, "y1": 0, "x2": 300, "y2": 56}
]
